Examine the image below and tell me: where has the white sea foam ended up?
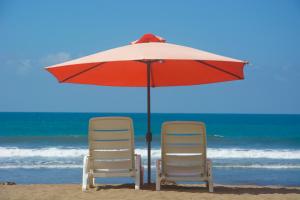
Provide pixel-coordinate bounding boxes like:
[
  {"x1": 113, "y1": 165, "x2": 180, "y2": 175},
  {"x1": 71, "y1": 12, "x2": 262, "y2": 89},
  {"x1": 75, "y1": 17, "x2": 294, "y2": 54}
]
[
  {"x1": 135, "y1": 148, "x2": 300, "y2": 160},
  {"x1": 1, "y1": 146, "x2": 300, "y2": 169},
  {"x1": 213, "y1": 134, "x2": 224, "y2": 138},
  {"x1": 0, "y1": 164, "x2": 83, "y2": 169},
  {"x1": 213, "y1": 164, "x2": 300, "y2": 169},
  {"x1": 0, "y1": 147, "x2": 87, "y2": 158},
  {"x1": 1, "y1": 147, "x2": 300, "y2": 159},
  {"x1": 208, "y1": 148, "x2": 300, "y2": 159}
]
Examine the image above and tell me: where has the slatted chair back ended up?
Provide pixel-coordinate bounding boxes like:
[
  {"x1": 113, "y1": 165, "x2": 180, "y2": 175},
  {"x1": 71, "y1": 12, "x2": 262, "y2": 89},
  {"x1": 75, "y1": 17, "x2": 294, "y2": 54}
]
[
  {"x1": 88, "y1": 117, "x2": 135, "y2": 173},
  {"x1": 161, "y1": 121, "x2": 207, "y2": 179}
]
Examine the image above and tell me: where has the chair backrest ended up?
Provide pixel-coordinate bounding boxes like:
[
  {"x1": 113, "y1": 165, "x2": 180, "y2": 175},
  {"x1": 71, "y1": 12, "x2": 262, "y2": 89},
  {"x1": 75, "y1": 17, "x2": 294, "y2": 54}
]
[
  {"x1": 161, "y1": 121, "x2": 207, "y2": 177},
  {"x1": 88, "y1": 117, "x2": 135, "y2": 172}
]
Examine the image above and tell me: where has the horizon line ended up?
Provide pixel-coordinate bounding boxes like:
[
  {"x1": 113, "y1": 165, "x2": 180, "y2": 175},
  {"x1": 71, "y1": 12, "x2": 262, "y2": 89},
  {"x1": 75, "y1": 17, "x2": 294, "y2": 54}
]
[{"x1": 0, "y1": 111, "x2": 299, "y2": 115}]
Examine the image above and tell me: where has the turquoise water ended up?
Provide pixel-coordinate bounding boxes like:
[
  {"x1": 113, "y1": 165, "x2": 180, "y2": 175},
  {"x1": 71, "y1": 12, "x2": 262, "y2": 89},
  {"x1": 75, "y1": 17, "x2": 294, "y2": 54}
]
[{"x1": 0, "y1": 112, "x2": 300, "y2": 186}]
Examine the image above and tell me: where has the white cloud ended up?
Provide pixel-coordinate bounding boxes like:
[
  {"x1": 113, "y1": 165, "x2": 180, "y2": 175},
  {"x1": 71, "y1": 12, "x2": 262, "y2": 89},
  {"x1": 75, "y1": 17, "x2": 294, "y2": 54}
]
[
  {"x1": 273, "y1": 74, "x2": 288, "y2": 82},
  {"x1": 16, "y1": 59, "x2": 33, "y2": 76},
  {"x1": 248, "y1": 63, "x2": 262, "y2": 71},
  {"x1": 40, "y1": 52, "x2": 71, "y2": 66},
  {"x1": 3, "y1": 52, "x2": 72, "y2": 76}
]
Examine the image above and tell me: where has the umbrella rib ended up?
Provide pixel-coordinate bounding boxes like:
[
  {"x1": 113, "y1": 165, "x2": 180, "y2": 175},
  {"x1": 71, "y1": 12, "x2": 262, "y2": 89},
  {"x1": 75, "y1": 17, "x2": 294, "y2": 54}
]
[
  {"x1": 196, "y1": 60, "x2": 243, "y2": 80},
  {"x1": 60, "y1": 62, "x2": 106, "y2": 83}
]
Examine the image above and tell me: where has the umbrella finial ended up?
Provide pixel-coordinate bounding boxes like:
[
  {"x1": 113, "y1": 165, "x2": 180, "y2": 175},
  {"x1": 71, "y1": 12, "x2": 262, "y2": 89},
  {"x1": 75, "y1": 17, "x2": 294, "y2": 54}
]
[{"x1": 131, "y1": 33, "x2": 166, "y2": 44}]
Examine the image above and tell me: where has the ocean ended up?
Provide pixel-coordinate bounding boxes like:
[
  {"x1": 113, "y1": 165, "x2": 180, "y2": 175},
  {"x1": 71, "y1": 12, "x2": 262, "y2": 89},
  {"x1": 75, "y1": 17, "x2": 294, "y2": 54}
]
[{"x1": 0, "y1": 112, "x2": 300, "y2": 186}]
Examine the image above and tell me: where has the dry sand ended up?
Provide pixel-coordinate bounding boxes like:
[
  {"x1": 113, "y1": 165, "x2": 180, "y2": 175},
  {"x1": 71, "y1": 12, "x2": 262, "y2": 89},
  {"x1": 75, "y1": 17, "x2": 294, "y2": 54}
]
[{"x1": 1, "y1": 184, "x2": 300, "y2": 200}]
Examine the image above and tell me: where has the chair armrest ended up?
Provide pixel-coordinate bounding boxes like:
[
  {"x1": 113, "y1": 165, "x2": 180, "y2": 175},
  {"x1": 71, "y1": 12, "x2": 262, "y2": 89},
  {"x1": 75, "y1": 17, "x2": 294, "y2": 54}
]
[
  {"x1": 134, "y1": 154, "x2": 141, "y2": 158},
  {"x1": 134, "y1": 154, "x2": 142, "y2": 169},
  {"x1": 206, "y1": 159, "x2": 213, "y2": 176},
  {"x1": 156, "y1": 159, "x2": 162, "y2": 171},
  {"x1": 135, "y1": 154, "x2": 141, "y2": 160},
  {"x1": 206, "y1": 159, "x2": 212, "y2": 167},
  {"x1": 83, "y1": 155, "x2": 91, "y2": 173}
]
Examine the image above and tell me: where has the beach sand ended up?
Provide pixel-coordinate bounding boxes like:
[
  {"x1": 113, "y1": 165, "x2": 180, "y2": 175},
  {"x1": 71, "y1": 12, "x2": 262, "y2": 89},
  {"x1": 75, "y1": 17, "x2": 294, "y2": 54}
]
[{"x1": 1, "y1": 184, "x2": 300, "y2": 200}]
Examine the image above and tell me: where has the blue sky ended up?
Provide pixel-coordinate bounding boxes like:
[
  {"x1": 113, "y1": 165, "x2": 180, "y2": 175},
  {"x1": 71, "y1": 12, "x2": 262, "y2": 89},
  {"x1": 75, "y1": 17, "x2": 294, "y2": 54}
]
[{"x1": 0, "y1": 0, "x2": 299, "y2": 114}]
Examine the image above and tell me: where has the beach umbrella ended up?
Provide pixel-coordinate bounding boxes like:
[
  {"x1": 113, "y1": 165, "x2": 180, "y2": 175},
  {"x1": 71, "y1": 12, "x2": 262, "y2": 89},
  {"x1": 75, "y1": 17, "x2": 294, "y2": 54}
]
[{"x1": 45, "y1": 33, "x2": 247, "y2": 184}]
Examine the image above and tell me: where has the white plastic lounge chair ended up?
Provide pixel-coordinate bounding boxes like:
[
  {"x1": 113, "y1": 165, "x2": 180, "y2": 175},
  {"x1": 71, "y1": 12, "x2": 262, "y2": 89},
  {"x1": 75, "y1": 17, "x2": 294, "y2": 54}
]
[
  {"x1": 156, "y1": 121, "x2": 213, "y2": 192},
  {"x1": 82, "y1": 117, "x2": 143, "y2": 191}
]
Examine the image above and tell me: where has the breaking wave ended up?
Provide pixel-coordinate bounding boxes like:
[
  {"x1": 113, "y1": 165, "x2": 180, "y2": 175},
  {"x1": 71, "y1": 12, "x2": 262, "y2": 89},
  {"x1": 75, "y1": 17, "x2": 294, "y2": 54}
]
[{"x1": 1, "y1": 147, "x2": 300, "y2": 159}]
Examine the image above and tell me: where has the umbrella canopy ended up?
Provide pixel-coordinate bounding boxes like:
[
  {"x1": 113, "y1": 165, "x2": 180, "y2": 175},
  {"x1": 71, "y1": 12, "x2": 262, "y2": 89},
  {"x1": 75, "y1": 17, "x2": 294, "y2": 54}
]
[
  {"x1": 46, "y1": 33, "x2": 246, "y2": 87},
  {"x1": 45, "y1": 33, "x2": 247, "y2": 184}
]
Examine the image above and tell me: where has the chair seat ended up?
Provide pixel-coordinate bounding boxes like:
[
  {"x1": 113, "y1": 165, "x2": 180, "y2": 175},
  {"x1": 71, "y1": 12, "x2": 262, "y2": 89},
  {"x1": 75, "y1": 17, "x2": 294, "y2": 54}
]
[
  {"x1": 92, "y1": 169, "x2": 135, "y2": 177},
  {"x1": 166, "y1": 172, "x2": 204, "y2": 177},
  {"x1": 164, "y1": 175, "x2": 206, "y2": 182}
]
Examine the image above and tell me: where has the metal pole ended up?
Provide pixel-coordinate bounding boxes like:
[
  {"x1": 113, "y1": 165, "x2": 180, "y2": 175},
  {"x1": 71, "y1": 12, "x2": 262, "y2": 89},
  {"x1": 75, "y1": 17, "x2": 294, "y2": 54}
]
[{"x1": 146, "y1": 61, "x2": 152, "y2": 184}]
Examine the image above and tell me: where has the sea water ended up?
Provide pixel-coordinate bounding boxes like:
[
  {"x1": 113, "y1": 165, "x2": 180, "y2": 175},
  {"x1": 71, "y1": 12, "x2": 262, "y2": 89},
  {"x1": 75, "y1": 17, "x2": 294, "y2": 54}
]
[{"x1": 0, "y1": 112, "x2": 300, "y2": 186}]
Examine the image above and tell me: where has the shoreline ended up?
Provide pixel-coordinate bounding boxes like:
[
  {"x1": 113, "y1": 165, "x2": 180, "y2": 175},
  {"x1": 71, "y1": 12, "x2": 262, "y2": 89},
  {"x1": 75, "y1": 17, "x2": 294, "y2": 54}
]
[{"x1": 1, "y1": 184, "x2": 300, "y2": 200}]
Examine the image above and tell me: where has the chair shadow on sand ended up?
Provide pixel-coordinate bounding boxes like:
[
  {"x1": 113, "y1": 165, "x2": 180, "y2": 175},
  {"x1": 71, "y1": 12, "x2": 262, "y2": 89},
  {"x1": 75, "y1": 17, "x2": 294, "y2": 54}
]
[{"x1": 95, "y1": 183, "x2": 300, "y2": 195}]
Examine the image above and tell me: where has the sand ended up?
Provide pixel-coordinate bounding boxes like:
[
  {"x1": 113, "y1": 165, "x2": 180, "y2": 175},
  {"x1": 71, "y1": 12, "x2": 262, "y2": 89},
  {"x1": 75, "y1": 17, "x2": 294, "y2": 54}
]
[{"x1": 1, "y1": 184, "x2": 300, "y2": 200}]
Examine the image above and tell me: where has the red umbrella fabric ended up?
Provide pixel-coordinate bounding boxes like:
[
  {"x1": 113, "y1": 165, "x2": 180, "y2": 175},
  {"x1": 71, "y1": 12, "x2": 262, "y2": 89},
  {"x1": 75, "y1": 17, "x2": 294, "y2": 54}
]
[
  {"x1": 45, "y1": 33, "x2": 247, "y2": 184},
  {"x1": 46, "y1": 33, "x2": 246, "y2": 87}
]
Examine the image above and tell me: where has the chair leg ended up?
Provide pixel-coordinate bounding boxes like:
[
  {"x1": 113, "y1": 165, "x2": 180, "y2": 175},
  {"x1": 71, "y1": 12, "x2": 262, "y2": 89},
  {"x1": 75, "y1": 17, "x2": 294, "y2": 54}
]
[
  {"x1": 207, "y1": 159, "x2": 214, "y2": 192},
  {"x1": 135, "y1": 171, "x2": 140, "y2": 190},
  {"x1": 135, "y1": 154, "x2": 141, "y2": 190},
  {"x1": 140, "y1": 166, "x2": 144, "y2": 186},
  {"x1": 156, "y1": 177, "x2": 161, "y2": 191},
  {"x1": 82, "y1": 174, "x2": 88, "y2": 191},
  {"x1": 88, "y1": 174, "x2": 95, "y2": 188},
  {"x1": 82, "y1": 155, "x2": 90, "y2": 191},
  {"x1": 208, "y1": 180, "x2": 213, "y2": 192},
  {"x1": 156, "y1": 159, "x2": 161, "y2": 191}
]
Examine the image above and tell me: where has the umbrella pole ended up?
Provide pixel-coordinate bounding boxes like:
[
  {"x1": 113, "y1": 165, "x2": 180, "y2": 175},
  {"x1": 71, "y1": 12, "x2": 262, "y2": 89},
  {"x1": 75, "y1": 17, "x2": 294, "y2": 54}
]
[{"x1": 146, "y1": 61, "x2": 152, "y2": 184}]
